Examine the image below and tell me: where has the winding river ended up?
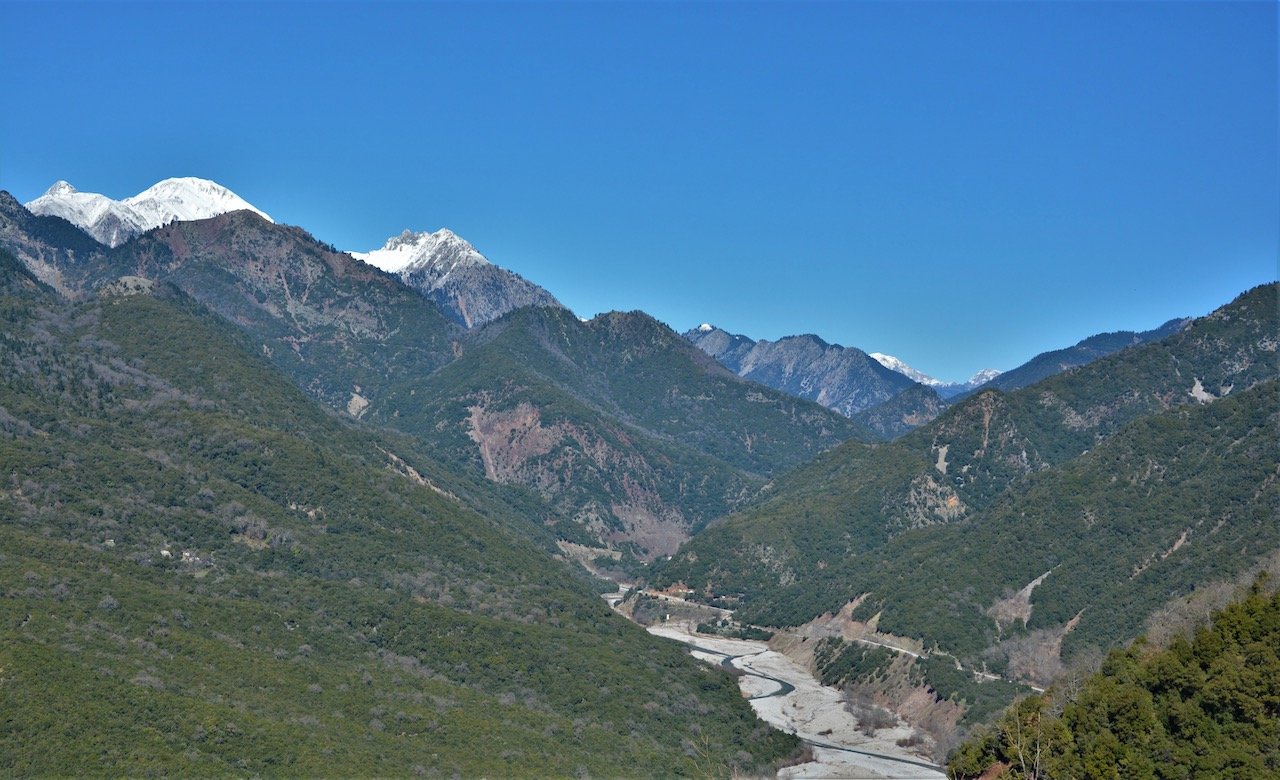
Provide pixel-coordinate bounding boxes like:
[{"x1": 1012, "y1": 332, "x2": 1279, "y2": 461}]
[{"x1": 646, "y1": 622, "x2": 947, "y2": 780}]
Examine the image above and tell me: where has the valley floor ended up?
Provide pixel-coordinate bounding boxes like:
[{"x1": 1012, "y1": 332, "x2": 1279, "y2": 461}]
[{"x1": 646, "y1": 621, "x2": 945, "y2": 780}]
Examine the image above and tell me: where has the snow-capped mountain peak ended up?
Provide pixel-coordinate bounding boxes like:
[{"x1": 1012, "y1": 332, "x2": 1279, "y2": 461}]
[
  {"x1": 25, "y1": 176, "x2": 271, "y2": 247},
  {"x1": 968, "y1": 368, "x2": 1003, "y2": 385},
  {"x1": 350, "y1": 228, "x2": 489, "y2": 274},
  {"x1": 869, "y1": 353, "x2": 944, "y2": 387},
  {"x1": 387, "y1": 229, "x2": 428, "y2": 250},
  {"x1": 350, "y1": 227, "x2": 560, "y2": 328},
  {"x1": 405, "y1": 228, "x2": 487, "y2": 272},
  {"x1": 871, "y1": 353, "x2": 1004, "y2": 398},
  {"x1": 121, "y1": 177, "x2": 272, "y2": 228}
]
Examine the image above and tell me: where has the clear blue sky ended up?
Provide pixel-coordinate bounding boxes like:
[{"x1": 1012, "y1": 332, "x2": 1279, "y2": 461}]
[{"x1": 3, "y1": 2, "x2": 1275, "y2": 382}]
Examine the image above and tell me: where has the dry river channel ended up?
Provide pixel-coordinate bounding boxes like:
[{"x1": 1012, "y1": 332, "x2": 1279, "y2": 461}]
[{"x1": 606, "y1": 590, "x2": 946, "y2": 779}]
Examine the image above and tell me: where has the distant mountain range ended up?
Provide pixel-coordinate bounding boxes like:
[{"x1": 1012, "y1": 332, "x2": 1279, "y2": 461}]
[
  {"x1": 688, "y1": 317, "x2": 1195, "y2": 440},
  {"x1": 970, "y1": 318, "x2": 1191, "y2": 395},
  {"x1": 26, "y1": 177, "x2": 558, "y2": 329},
  {"x1": 868, "y1": 353, "x2": 1002, "y2": 398},
  {"x1": 684, "y1": 325, "x2": 924, "y2": 417},
  {"x1": 25, "y1": 175, "x2": 1183, "y2": 395}
]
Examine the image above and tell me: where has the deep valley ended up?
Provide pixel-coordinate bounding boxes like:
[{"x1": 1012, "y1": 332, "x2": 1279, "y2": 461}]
[{"x1": 1, "y1": 177, "x2": 1276, "y2": 778}]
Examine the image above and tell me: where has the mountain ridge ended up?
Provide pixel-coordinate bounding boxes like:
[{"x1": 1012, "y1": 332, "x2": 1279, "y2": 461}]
[
  {"x1": 685, "y1": 324, "x2": 924, "y2": 418},
  {"x1": 961, "y1": 316, "x2": 1192, "y2": 397},
  {"x1": 654, "y1": 282, "x2": 1279, "y2": 674}
]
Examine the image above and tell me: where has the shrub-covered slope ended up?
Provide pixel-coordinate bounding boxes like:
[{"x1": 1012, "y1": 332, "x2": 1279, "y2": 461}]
[
  {"x1": 948, "y1": 581, "x2": 1280, "y2": 779},
  {"x1": 654, "y1": 285, "x2": 1278, "y2": 672},
  {"x1": 371, "y1": 305, "x2": 867, "y2": 559},
  {"x1": 0, "y1": 197, "x2": 865, "y2": 559},
  {"x1": 751, "y1": 380, "x2": 1277, "y2": 662},
  {"x1": 0, "y1": 255, "x2": 798, "y2": 776}
]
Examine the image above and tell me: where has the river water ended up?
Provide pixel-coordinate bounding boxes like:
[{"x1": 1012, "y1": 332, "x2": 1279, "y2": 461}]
[{"x1": 646, "y1": 622, "x2": 946, "y2": 780}]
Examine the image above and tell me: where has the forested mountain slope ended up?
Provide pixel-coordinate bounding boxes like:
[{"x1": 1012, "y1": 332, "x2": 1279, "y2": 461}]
[
  {"x1": 371, "y1": 305, "x2": 867, "y2": 559},
  {"x1": 761, "y1": 380, "x2": 1276, "y2": 666},
  {"x1": 0, "y1": 195, "x2": 864, "y2": 558},
  {"x1": 949, "y1": 581, "x2": 1280, "y2": 779},
  {"x1": 654, "y1": 284, "x2": 1278, "y2": 678},
  {"x1": 0, "y1": 251, "x2": 799, "y2": 776}
]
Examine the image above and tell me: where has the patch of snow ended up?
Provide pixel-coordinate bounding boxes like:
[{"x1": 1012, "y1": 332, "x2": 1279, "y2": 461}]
[{"x1": 122, "y1": 177, "x2": 271, "y2": 227}]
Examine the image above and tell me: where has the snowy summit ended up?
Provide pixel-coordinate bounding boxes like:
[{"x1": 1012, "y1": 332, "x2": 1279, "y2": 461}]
[
  {"x1": 871, "y1": 353, "x2": 1002, "y2": 398},
  {"x1": 869, "y1": 352, "x2": 945, "y2": 387},
  {"x1": 349, "y1": 228, "x2": 490, "y2": 274},
  {"x1": 351, "y1": 227, "x2": 560, "y2": 328},
  {"x1": 25, "y1": 177, "x2": 272, "y2": 247}
]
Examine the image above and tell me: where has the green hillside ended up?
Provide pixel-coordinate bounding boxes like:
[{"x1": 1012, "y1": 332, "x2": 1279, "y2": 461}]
[
  {"x1": 0, "y1": 200, "x2": 866, "y2": 563},
  {"x1": 370, "y1": 305, "x2": 866, "y2": 559},
  {"x1": 949, "y1": 581, "x2": 1280, "y2": 779},
  {"x1": 653, "y1": 284, "x2": 1278, "y2": 675},
  {"x1": 0, "y1": 254, "x2": 798, "y2": 776},
  {"x1": 748, "y1": 380, "x2": 1278, "y2": 659}
]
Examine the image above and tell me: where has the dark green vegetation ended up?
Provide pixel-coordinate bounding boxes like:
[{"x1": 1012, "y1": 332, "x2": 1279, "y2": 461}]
[
  {"x1": 949, "y1": 581, "x2": 1280, "y2": 779},
  {"x1": 851, "y1": 383, "x2": 948, "y2": 440},
  {"x1": 0, "y1": 252, "x2": 799, "y2": 776},
  {"x1": 696, "y1": 619, "x2": 774, "y2": 642},
  {"x1": 813, "y1": 639, "x2": 1028, "y2": 727},
  {"x1": 654, "y1": 284, "x2": 1278, "y2": 686},
  {"x1": 0, "y1": 197, "x2": 864, "y2": 557},
  {"x1": 371, "y1": 305, "x2": 866, "y2": 558}
]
